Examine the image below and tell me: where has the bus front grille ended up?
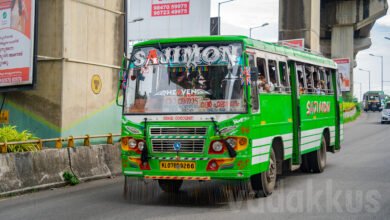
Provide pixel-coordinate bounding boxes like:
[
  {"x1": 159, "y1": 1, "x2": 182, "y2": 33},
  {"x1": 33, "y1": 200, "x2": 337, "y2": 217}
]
[
  {"x1": 150, "y1": 127, "x2": 207, "y2": 135},
  {"x1": 151, "y1": 139, "x2": 205, "y2": 153}
]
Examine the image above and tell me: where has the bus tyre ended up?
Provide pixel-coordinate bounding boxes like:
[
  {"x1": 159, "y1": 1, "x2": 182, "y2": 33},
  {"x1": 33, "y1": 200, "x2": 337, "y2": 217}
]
[
  {"x1": 158, "y1": 180, "x2": 183, "y2": 193},
  {"x1": 300, "y1": 137, "x2": 327, "y2": 173},
  {"x1": 251, "y1": 148, "x2": 277, "y2": 198}
]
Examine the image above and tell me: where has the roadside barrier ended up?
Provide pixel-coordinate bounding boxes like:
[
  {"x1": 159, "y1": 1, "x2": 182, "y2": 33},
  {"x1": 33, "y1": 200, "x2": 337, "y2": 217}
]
[
  {"x1": 0, "y1": 133, "x2": 120, "y2": 153},
  {"x1": 0, "y1": 143, "x2": 122, "y2": 196}
]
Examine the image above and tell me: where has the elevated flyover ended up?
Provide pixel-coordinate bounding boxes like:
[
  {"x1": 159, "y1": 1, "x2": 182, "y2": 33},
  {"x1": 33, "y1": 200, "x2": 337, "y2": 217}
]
[{"x1": 279, "y1": 0, "x2": 388, "y2": 96}]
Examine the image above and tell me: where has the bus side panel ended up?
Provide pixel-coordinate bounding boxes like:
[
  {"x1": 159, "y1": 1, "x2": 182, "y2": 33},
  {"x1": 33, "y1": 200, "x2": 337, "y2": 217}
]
[
  {"x1": 299, "y1": 94, "x2": 337, "y2": 155},
  {"x1": 249, "y1": 93, "x2": 293, "y2": 176}
]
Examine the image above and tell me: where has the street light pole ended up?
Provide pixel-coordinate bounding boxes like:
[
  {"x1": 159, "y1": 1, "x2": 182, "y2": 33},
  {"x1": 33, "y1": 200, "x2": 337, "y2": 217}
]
[
  {"x1": 385, "y1": 37, "x2": 390, "y2": 40},
  {"x1": 359, "y1": 68, "x2": 371, "y2": 91},
  {"x1": 218, "y1": 0, "x2": 235, "y2": 35},
  {"x1": 369, "y1": 54, "x2": 384, "y2": 92},
  {"x1": 249, "y1": 23, "x2": 269, "y2": 38}
]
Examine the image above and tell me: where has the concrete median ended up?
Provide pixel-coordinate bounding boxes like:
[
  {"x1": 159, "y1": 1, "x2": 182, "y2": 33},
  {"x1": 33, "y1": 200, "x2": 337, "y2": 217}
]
[{"x1": 0, "y1": 144, "x2": 122, "y2": 197}]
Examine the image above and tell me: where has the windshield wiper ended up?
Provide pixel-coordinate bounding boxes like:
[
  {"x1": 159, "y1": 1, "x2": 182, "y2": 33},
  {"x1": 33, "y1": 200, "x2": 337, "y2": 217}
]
[{"x1": 210, "y1": 117, "x2": 237, "y2": 158}]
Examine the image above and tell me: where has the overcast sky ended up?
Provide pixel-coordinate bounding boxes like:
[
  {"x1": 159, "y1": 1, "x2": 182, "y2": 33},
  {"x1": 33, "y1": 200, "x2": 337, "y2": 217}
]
[{"x1": 210, "y1": 0, "x2": 390, "y2": 99}]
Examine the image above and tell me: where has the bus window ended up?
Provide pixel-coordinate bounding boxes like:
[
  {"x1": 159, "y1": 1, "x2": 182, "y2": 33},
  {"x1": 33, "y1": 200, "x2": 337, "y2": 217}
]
[
  {"x1": 249, "y1": 54, "x2": 259, "y2": 112},
  {"x1": 256, "y1": 58, "x2": 267, "y2": 93},
  {"x1": 268, "y1": 60, "x2": 279, "y2": 93},
  {"x1": 296, "y1": 64, "x2": 305, "y2": 94},
  {"x1": 305, "y1": 66, "x2": 314, "y2": 94},
  {"x1": 279, "y1": 61, "x2": 290, "y2": 93},
  {"x1": 319, "y1": 68, "x2": 328, "y2": 94},
  {"x1": 313, "y1": 68, "x2": 324, "y2": 95},
  {"x1": 326, "y1": 69, "x2": 334, "y2": 94}
]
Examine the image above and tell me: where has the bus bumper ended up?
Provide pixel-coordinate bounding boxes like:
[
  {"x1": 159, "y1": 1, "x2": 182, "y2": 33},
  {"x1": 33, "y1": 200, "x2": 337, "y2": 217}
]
[{"x1": 121, "y1": 154, "x2": 258, "y2": 180}]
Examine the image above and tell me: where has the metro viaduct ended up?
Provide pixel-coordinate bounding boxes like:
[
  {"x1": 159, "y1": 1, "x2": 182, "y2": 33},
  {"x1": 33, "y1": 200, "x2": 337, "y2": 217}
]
[{"x1": 279, "y1": 0, "x2": 389, "y2": 97}]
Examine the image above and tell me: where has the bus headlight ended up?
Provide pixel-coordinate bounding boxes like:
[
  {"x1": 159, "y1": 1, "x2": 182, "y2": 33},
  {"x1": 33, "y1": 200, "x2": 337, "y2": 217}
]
[
  {"x1": 129, "y1": 139, "x2": 137, "y2": 149},
  {"x1": 212, "y1": 141, "x2": 224, "y2": 152},
  {"x1": 138, "y1": 141, "x2": 145, "y2": 151}
]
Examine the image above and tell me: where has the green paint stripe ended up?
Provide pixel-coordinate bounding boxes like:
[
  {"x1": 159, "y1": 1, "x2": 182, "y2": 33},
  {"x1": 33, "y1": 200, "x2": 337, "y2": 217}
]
[{"x1": 63, "y1": 98, "x2": 121, "y2": 131}]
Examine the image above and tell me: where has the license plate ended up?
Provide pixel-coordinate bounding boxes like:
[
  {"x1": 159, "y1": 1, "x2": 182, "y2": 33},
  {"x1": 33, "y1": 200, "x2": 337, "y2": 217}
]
[{"x1": 160, "y1": 161, "x2": 196, "y2": 171}]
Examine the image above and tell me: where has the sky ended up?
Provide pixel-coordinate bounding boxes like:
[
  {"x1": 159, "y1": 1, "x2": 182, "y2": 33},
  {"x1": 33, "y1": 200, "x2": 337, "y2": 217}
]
[{"x1": 210, "y1": 0, "x2": 390, "y2": 100}]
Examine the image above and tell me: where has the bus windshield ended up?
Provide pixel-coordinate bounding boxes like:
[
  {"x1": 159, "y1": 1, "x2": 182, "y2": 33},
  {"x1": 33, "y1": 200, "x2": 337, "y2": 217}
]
[{"x1": 124, "y1": 43, "x2": 246, "y2": 115}]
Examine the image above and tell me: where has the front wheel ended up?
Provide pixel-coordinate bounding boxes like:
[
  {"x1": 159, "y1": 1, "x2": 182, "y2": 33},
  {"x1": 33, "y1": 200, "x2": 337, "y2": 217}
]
[
  {"x1": 300, "y1": 136, "x2": 327, "y2": 173},
  {"x1": 158, "y1": 180, "x2": 183, "y2": 193},
  {"x1": 251, "y1": 148, "x2": 277, "y2": 198}
]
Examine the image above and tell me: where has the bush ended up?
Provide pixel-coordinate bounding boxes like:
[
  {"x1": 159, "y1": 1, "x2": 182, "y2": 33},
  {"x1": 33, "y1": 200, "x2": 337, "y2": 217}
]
[
  {"x1": 342, "y1": 102, "x2": 357, "y2": 112},
  {"x1": 0, "y1": 125, "x2": 40, "y2": 153},
  {"x1": 63, "y1": 172, "x2": 80, "y2": 185}
]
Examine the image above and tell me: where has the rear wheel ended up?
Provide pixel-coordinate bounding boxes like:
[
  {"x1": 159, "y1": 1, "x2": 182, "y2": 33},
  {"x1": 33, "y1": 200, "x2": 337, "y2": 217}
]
[
  {"x1": 158, "y1": 180, "x2": 183, "y2": 193},
  {"x1": 300, "y1": 136, "x2": 327, "y2": 173},
  {"x1": 251, "y1": 148, "x2": 277, "y2": 198}
]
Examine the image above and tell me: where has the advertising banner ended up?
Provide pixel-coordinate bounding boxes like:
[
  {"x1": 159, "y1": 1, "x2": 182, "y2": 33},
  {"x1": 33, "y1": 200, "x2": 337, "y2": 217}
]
[
  {"x1": 333, "y1": 58, "x2": 351, "y2": 92},
  {"x1": 279, "y1": 38, "x2": 305, "y2": 50},
  {"x1": 151, "y1": 0, "x2": 190, "y2": 17},
  {"x1": 0, "y1": 0, "x2": 36, "y2": 91},
  {"x1": 126, "y1": 0, "x2": 210, "y2": 56}
]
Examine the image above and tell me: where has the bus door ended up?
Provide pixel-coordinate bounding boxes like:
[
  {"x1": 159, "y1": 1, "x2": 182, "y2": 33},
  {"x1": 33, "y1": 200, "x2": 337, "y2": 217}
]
[{"x1": 289, "y1": 62, "x2": 304, "y2": 165}]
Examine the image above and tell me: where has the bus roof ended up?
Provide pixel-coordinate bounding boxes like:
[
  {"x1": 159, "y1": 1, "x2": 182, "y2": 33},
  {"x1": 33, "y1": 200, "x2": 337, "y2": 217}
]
[
  {"x1": 133, "y1": 35, "x2": 337, "y2": 69},
  {"x1": 364, "y1": 91, "x2": 385, "y2": 96}
]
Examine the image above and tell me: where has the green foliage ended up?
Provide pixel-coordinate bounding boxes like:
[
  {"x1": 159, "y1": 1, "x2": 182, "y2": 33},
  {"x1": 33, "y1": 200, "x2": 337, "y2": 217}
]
[
  {"x1": 63, "y1": 171, "x2": 80, "y2": 185},
  {"x1": 342, "y1": 102, "x2": 357, "y2": 112},
  {"x1": 0, "y1": 125, "x2": 40, "y2": 153}
]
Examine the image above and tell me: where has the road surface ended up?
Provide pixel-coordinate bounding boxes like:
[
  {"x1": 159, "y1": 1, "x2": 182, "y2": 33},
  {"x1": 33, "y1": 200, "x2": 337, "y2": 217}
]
[{"x1": 1, "y1": 112, "x2": 389, "y2": 220}]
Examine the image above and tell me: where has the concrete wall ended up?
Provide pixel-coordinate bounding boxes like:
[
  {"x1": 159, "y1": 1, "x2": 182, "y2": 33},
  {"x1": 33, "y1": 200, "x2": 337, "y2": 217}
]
[
  {"x1": 0, "y1": 144, "x2": 121, "y2": 196},
  {"x1": 3, "y1": 0, "x2": 64, "y2": 138},
  {"x1": 61, "y1": 0, "x2": 124, "y2": 136},
  {"x1": 3, "y1": 0, "x2": 124, "y2": 139}
]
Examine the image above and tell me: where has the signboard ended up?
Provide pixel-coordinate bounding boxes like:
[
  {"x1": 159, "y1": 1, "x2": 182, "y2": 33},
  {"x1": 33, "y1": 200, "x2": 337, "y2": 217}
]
[
  {"x1": 210, "y1": 17, "x2": 219, "y2": 35},
  {"x1": 333, "y1": 58, "x2": 351, "y2": 92},
  {"x1": 126, "y1": 0, "x2": 211, "y2": 56},
  {"x1": 0, "y1": 110, "x2": 9, "y2": 124},
  {"x1": 0, "y1": 0, "x2": 37, "y2": 91},
  {"x1": 151, "y1": 0, "x2": 190, "y2": 17},
  {"x1": 279, "y1": 38, "x2": 305, "y2": 50}
]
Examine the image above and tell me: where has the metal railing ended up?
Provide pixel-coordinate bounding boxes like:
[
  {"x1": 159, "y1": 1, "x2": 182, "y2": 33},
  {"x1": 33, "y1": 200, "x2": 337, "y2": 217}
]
[{"x1": 0, "y1": 133, "x2": 121, "y2": 153}]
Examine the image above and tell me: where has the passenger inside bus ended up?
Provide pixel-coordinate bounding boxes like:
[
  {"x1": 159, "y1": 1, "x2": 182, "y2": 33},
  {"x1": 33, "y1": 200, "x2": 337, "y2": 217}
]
[
  {"x1": 299, "y1": 82, "x2": 305, "y2": 94},
  {"x1": 306, "y1": 67, "x2": 314, "y2": 93},
  {"x1": 298, "y1": 70, "x2": 306, "y2": 94},
  {"x1": 268, "y1": 60, "x2": 277, "y2": 92},
  {"x1": 257, "y1": 74, "x2": 267, "y2": 91}
]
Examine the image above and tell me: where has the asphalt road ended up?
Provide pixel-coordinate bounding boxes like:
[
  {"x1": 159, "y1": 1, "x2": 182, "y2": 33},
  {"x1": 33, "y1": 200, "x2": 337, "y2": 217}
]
[{"x1": 1, "y1": 112, "x2": 390, "y2": 220}]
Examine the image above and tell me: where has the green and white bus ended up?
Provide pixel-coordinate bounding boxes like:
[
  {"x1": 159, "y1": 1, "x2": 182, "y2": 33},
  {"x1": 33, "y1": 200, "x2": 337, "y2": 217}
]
[{"x1": 119, "y1": 36, "x2": 343, "y2": 197}]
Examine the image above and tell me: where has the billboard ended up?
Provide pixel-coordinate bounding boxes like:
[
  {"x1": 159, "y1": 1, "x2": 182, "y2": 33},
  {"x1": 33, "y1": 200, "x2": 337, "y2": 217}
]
[
  {"x1": 0, "y1": 0, "x2": 37, "y2": 91},
  {"x1": 126, "y1": 0, "x2": 211, "y2": 54},
  {"x1": 279, "y1": 38, "x2": 305, "y2": 50},
  {"x1": 333, "y1": 58, "x2": 351, "y2": 92}
]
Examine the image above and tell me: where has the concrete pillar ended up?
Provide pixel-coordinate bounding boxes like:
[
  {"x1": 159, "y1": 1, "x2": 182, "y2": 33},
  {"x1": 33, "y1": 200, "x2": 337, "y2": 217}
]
[
  {"x1": 331, "y1": 1, "x2": 357, "y2": 98},
  {"x1": 279, "y1": 0, "x2": 321, "y2": 52}
]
